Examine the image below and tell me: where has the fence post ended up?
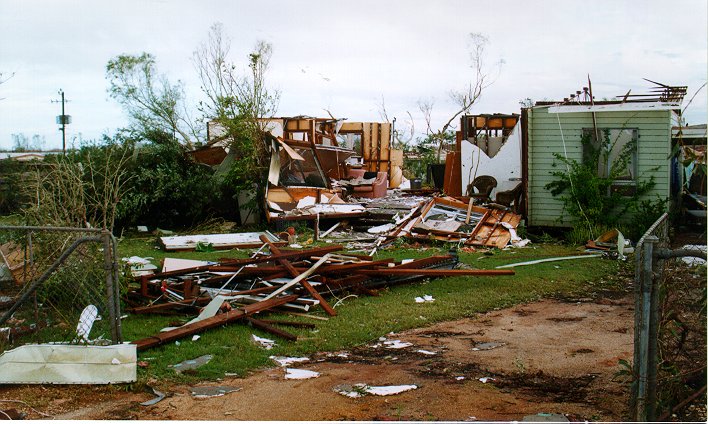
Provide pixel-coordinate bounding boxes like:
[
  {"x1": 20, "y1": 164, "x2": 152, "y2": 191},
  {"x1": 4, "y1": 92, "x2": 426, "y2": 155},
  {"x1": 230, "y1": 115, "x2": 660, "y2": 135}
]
[
  {"x1": 635, "y1": 235, "x2": 658, "y2": 421},
  {"x1": 111, "y1": 236, "x2": 123, "y2": 343},
  {"x1": 646, "y1": 242, "x2": 662, "y2": 422},
  {"x1": 102, "y1": 230, "x2": 121, "y2": 343}
]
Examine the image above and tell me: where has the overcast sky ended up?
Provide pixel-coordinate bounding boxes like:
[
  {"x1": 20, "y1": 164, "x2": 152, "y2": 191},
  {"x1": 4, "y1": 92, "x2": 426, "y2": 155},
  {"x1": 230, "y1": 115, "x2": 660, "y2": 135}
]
[{"x1": 0, "y1": 0, "x2": 706, "y2": 151}]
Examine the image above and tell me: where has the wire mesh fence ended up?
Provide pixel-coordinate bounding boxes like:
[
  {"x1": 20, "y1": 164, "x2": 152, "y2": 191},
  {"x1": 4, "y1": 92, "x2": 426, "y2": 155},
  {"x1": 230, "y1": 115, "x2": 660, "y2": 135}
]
[
  {"x1": 631, "y1": 213, "x2": 708, "y2": 421},
  {"x1": 631, "y1": 212, "x2": 670, "y2": 421},
  {"x1": 0, "y1": 226, "x2": 122, "y2": 354}
]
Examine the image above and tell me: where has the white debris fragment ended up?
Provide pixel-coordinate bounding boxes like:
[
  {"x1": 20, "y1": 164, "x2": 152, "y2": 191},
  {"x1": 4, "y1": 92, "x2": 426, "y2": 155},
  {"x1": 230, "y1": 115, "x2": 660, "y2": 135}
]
[
  {"x1": 383, "y1": 340, "x2": 413, "y2": 349},
  {"x1": 415, "y1": 294, "x2": 435, "y2": 303},
  {"x1": 367, "y1": 223, "x2": 396, "y2": 234},
  {"x1": 681, "y1": 245, "x2": 707, "y2": 266},
  {"x1": 335, "y1": 383, "x2": 418, "y2": 398},
  {"x1": 192, "y1": 335, "x2": 200, "y2": 342},
  {"x1": 296, "y1": 196, "x2": 317, "y2": 209},
  {"x1": 121, "y1": 256, "x2": 154, "y2": 265},
  {"x1": 270, "y1": 356, "x2": 310, "y2": 367},
  {"x1": 416, "y1": 349, "x2": 437, "y2": 356},
  {"x1": 364, "y1": 384, "x2": 418, "y2": 396},
  {"x1": 335, "y1": 385, "x2": 364, "y2": 398},
  {"x1": 478, "y1": 377, "x2": 495, "y2": 383},
  {"x1": 284, "y1": 368, "x2": 320, "y2": 380},
  {"x1": 455, "y1": 376, "x2": 465, "y2": 381},
  {"x1": 111, "y1": 358, "x2": 121, "y2": 365},
  {"x1": 76, "y1": 305, "x2": 99, "y2": 342},
  {"x1": 337, "y1": 353, "x2": 349, "y2": 358},
  {"x1": 252, "y1": 334, "x2": 276, "y2": 350}
]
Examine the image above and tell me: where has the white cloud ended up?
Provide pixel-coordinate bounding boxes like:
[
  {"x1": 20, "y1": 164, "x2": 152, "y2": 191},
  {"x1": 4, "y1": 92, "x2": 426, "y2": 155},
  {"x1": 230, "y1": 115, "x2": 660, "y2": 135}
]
[{"x1": 0, "y1": 0, "x2": 705, "y2": 149}]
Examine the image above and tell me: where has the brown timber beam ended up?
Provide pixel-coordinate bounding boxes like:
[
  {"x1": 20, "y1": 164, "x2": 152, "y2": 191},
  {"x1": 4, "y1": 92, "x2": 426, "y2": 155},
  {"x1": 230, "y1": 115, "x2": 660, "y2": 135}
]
[
  {"x1": 259, "y1": 235, "x2": 337, "y2": 316},
  {"x1": 133, "y1": 294, "x2": 298, "y2": 351}
]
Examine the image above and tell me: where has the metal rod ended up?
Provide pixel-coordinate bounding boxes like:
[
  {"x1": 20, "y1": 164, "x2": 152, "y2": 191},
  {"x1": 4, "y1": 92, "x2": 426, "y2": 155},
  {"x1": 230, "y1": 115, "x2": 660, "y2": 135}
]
[
  {"x1": 635, "y1": 235, "x2": 658, "y2": 421},
  {"x1": 102, "y1": 231, "x2": 120, "y2": 343},
  {"x1": 0, "y1": 225, "x2": 103, "y2": 233}
]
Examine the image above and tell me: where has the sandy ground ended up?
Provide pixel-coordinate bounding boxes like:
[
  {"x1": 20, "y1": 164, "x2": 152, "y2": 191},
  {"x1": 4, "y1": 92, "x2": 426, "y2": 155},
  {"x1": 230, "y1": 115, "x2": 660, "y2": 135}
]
[{"x1": 0, "y1": 294, "x2": 635, "y2": 421}]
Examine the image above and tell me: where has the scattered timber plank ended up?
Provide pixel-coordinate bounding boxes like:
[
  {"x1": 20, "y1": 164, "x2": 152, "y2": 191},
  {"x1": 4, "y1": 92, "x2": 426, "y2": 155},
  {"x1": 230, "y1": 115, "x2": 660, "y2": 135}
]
[
  {"x1": 217, "y1": 245, "x2": 344, "y2": 267},
  {"x1": 259, "y1": 235, "x2": 337, "y2": 316},
  {"x1": 246, "y1": 317, "x2": 298, "y2": 341},
  {"x1": 132, "y1": 295, "x2": 298, "y2": 351}
]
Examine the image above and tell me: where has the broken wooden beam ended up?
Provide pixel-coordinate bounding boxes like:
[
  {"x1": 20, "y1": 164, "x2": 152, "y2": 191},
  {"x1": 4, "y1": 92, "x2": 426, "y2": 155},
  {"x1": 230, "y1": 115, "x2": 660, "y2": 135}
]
[
  {"x1": 257, "y1": 319, "x2": 317, "y2": 329},
  {"x1": 259, "y1": 235, "x2": 337, "y2": 316},
  {"x1": 132, "y1": 294, "x2": 298, "y2": 351},
  {"x1": 218, "y1": 245, "x2": 345, "y2": 267},
  {"x1": 246, "y1": 317, "x2": 298, "y2": 341}
]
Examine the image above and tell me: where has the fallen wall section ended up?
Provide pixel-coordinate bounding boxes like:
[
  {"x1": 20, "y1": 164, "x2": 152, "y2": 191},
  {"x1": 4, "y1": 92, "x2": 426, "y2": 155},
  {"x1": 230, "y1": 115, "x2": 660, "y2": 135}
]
[{"x1": 0, "y1": 343, "x2": 137, "y2": 384}]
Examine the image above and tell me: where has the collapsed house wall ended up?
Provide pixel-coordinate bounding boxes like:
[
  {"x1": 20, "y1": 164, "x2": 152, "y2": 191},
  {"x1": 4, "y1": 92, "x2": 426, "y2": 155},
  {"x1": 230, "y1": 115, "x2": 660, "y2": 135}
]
[{"x1": 461, "y1": 120, "x2": 522, "y2": 199}]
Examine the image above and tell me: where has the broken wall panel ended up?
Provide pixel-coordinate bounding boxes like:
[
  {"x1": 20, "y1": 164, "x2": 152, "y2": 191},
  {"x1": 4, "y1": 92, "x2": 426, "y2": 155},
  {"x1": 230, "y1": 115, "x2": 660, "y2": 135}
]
[
  {"x1": 405, "y1": 197, "x2": 521, "y2": 249},
  {"x1": 0, "y1": 344, "x2": 136, "y2": 384},
  {"x1": 159, "y1": 232, "x2": 282, "y2": 251}
]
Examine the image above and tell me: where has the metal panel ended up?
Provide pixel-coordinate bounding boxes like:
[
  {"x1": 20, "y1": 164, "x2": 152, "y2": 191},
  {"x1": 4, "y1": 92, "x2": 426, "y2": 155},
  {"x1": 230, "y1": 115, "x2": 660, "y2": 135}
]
[{"x1": 0, "y1": 344, "x2": 136, "y2": 384}]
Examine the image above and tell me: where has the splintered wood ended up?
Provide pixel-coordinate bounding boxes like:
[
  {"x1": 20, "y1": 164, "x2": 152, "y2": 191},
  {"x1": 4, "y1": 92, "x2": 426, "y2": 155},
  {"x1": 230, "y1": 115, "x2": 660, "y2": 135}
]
[
  {"x1": 402, "y1": 197, "x2": 521, "y2": 249},
  {"x1": 126, "y1": 239, "x2": 513, "y2": 350}
]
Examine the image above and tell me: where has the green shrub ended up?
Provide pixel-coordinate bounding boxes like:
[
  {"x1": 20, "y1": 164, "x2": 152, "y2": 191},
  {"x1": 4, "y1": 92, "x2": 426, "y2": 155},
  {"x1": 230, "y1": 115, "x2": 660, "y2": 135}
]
[
  {"x1": 545, "y1": 129, "x2": 662, "y2": 241},
  {"x1": 115, "y1": 130, "x2": 227, "y2": 230}
]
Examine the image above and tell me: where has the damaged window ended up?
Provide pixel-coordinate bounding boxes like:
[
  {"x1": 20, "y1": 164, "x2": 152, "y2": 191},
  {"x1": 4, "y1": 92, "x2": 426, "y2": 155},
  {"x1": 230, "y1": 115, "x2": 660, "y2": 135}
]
[
  {"x1": 279, "y1": 146, "x2": 327, "y2": 187},
  {"x1": 582, "y1": 128, "x2": 638, "y2": 182},
  {"x1": 336, "y1": 133, "x2": 362, "y2": 154}
]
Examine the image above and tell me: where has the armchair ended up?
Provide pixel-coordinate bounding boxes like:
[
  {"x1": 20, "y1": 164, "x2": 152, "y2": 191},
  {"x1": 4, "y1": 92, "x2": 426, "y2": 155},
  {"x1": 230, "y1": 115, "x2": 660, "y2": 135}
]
[
  {"x1": 466, "y1": 175, "x2": 497, "y2": 204},
  {"x1": 350, "y1": 171, "x2": 389, "y2": 198}
]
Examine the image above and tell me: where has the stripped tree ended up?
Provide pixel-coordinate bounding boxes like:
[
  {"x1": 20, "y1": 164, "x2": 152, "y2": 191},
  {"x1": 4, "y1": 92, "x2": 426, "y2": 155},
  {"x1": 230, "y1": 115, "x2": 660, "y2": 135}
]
[
  {"x1": 193, "y1": 22, "x2": 280, "y2": 219},
  {"x1": 420, "y1": 33, "x2": 502, "y2": 160}
]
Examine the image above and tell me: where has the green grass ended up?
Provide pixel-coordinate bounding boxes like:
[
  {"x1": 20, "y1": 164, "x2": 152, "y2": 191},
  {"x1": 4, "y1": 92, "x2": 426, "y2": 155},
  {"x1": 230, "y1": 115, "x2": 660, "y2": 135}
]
[{"x1": 116, "y1": 238, "x2": 622, "y2": 387}]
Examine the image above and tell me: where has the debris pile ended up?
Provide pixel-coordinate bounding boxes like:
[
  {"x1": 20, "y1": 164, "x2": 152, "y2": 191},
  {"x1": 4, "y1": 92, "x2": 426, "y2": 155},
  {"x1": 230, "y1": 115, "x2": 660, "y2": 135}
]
[{"x1": 125, "y1": 235, "x2": 514, "y2": 351}]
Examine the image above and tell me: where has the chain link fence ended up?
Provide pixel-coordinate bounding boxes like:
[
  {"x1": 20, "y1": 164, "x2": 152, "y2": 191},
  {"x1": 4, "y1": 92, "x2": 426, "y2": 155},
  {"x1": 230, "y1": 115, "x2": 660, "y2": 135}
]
[
  {"x1": 631, "y1": 212, "x2": 670, "y2": 421},
  {"x1": 631, "y1": 213, "x2": 707, "y2": 421},
  {"x1": 0, "y1": 226, "x2": 122, "y2": 354}
]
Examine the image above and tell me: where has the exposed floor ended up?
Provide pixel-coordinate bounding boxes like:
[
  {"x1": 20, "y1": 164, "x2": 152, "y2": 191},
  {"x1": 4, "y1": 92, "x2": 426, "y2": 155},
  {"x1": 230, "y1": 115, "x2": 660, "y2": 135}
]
[{"x1": 1, "y1": 294, "x2": 635, "y2": 421}]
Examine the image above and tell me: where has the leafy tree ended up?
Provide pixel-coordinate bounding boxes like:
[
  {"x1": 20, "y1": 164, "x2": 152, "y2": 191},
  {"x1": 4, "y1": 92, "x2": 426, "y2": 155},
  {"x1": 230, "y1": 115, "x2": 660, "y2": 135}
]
[{"x1": 106, "y1": 53, "x2": 201, "y2": 148}]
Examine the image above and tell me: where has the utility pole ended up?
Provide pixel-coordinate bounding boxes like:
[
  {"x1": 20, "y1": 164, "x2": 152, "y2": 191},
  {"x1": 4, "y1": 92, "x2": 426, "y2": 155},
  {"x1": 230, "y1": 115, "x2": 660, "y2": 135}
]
[{"x1": 51, "y1": 89, "x2": 71, "y2": 154}]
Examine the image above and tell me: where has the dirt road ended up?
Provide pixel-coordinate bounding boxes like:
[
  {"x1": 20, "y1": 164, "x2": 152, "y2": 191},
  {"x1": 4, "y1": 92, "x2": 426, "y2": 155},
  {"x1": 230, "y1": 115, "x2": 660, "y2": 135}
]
[{"x1": 12, "y1": 294, "x2": 633, "y2": 421}]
